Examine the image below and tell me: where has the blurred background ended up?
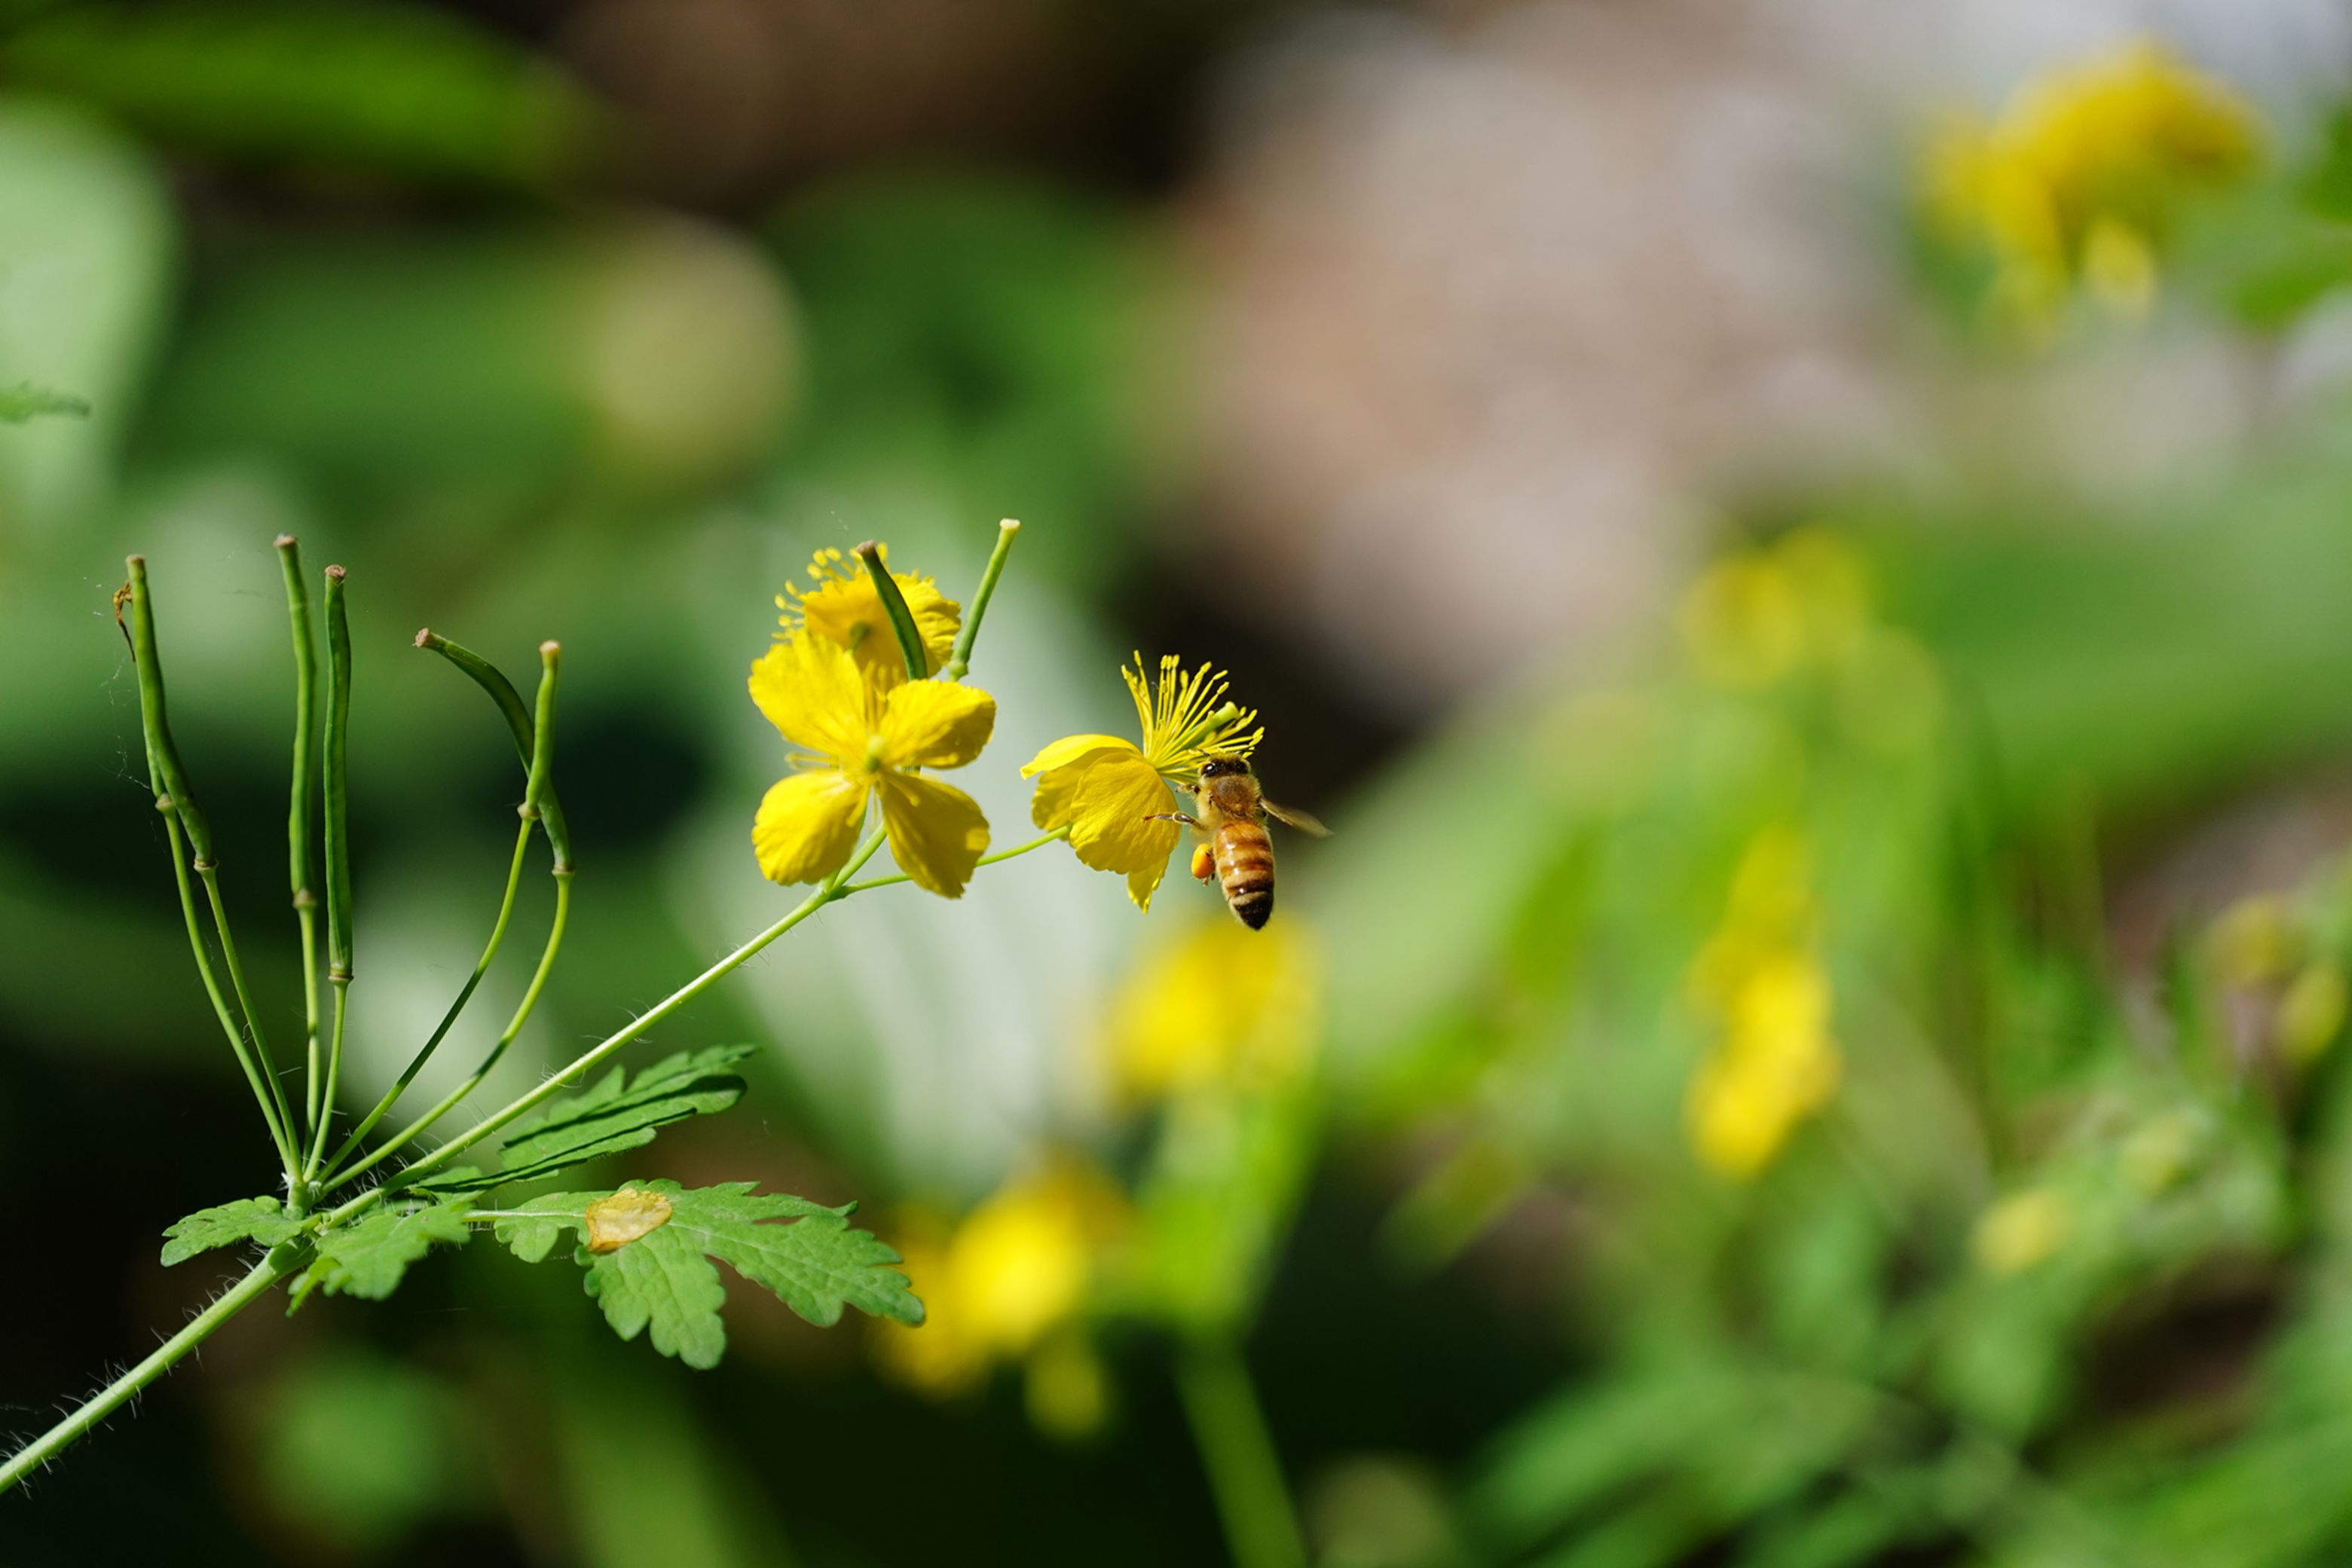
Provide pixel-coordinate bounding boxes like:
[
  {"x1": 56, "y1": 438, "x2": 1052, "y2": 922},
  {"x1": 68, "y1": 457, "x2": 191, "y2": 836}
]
[{"x1": 16, "y1": 0, "x2": 2352, "y2": 1563}]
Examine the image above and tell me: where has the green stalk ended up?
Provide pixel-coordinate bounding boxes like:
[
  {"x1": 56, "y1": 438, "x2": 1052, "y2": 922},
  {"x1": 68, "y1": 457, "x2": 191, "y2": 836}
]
[
  {"x1": 124, "y1": 557, "x2": 299, "y2": 1181},
  {"x1": 839, "y1": 826, "x2": 1067, "y2": 894},
  {"x1": 415, "y1": 628, "x2": 573, "y2": 873},
  {"x1": 316, "y1": 819, "x2": 534, "y2": 1179},
  {"x1": 309, "y1": 565, "x2": 354, "y2": 1178},
  {"x1": 324, "y1": 869, "x2": 570, "y2": 1191},
  {"x1": 1174, "y1": 1338, "x2": 1308, "y2": 1568},
  {"x1": 275, "y1": 536, "x2": 324, "y2": 1135},
  {"x1": 942, "y1": 518, "x2": 1020, "y2": 683},
  {"x1": 336, "y1": 830, "x2": 888, "y2": 1199},
  {"x1": 324, "y1": 643, "x2": 570, "y2": 1187},
  {"x1": 122, "y1": 556, "x2": 216, "y2": 865},
  {"x1": 8, "y1": 819, "x2": 920, "y2": 1488},
  {"x1": 197, "y1": 866, "x2": 299, "y2": 1174},
  {"x1": 855, "y1": 541, "x2": 931, "y2": 680},
  {"x1": 161, "y1": 805, "x2": 299, "y2": 1181},
  {"x1": 0, "y1": 1248, "x2": 306, "y2": 1496}
]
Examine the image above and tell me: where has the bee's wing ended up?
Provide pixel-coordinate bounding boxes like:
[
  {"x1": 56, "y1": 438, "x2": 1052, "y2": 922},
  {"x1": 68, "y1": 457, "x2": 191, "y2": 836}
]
[{"x1": 1262, "y1": 799, "x2": 1331, "y2": 837}]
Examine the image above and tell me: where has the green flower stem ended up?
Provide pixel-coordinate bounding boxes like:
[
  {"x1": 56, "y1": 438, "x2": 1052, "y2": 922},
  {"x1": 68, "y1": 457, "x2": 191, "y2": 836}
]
[
  {"x1": 943, "y1": 518, "x2": 1020, "y2": 683},
  {"x1": 416, "y1": 629, "x2": 573, "y2": 873},
  {"x1": 1174, "y1": 1337, "x2": 1309, "y2": 1568},
  {"x1": 122, "y1": 557, "x2": 216, "y2": 864},
  {"x1": 839, "y1": 825, "x2": 1069, "y2": 894},
  {"x1": 161, "y1": 803, "x2": 300, "y2": 1182},
  {"x1": 307, "y1": 566, "x2": 356, "y2": 1180},
  {"x1": 197, "y1": 866, "x2": 299, "y2": 1171},
  {"x1": 317, "y1": 819, "x2": 535, "y2": 1179},
  {"x1": 124, "y1": 557, "x2": 300, "y2": 1181},
  {"x1": 322, "y1": 647, "x2": 569, "y2": 1187},
  {"x1": 855, "y1": 541, "x2": 931, "y2": 680},
  {"x1": 275, "y1": 536, "x2": 324, "y2": 1135},
  {"x1": 0, "y1": 1246, "x2": 305, "y2": 1497},
  {"x1": 525, "y1": 642, "x2": 561, "y2": 827},
  {"x1": 324, "y1": 867, "x2": 571, "y2": 1192},
  {"x1": 326, "y1": 828, "x2": 889, "y2": 1206}
]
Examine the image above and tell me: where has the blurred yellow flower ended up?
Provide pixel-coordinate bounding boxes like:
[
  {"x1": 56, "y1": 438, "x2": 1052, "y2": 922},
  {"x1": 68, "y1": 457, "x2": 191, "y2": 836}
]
[
  {"x1": 1110, "y1": 918, "x2": 1320, "y2": 1100},
  {"x1": 1679, "y1": 530, "x2": 1869, "y2": 689},
  {"x1": 874, "y1": 1160, "x2": 1130, "y2": 1401},
  {"x1": 1925, "y1": 41, "x2": 2261, "y2": 322},
  {"x1": 2280, "y1": 961, "x2": 2347, "y2": 1065},
  {"x1": 2212, "y1": 894, "x2": 2300, "y2": 988},
  {"x1": 777, "y1": 545, "x2": 962, "y2": 680},
  {"x1": 1973, "y1": 1188, "x2": 2072, "y2": 1275},
  {"x1": 1021, "y1": 655, "x2": 1264, "y2": 910},
  {"x1": 748, "y1": 634, "x2": 994, "y2": 897},
  {"x1": 1685, "y1": 827, "x2": 1843, "y2": 1179}
]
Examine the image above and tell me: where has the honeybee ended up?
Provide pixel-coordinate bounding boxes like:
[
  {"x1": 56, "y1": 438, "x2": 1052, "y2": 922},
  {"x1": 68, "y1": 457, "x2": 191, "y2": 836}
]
[{"x1": 1152, "y1": 757, "x2": 1329, "y2": 930}]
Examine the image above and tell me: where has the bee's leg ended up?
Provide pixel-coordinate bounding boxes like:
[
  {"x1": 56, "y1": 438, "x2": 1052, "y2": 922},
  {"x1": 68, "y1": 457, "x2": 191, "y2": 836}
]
[
  {"x1": 1144, "y1": 812, "x2": 1202, "y2": 828},
  {"x1": 1188, "y1": 842, "x2": 1218, "y2": 882}
]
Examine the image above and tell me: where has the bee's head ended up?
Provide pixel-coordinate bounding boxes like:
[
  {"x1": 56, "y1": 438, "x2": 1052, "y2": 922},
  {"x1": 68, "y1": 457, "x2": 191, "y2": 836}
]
[{"x1": 1197, "y1": 756, "x2": 1251, "y2": 782}]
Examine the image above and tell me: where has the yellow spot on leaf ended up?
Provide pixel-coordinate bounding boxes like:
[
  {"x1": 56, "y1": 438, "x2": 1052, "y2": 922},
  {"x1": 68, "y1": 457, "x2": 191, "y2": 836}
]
[{"x1": 584, "y1": 1188, "x2": 674, "y2": 1254}]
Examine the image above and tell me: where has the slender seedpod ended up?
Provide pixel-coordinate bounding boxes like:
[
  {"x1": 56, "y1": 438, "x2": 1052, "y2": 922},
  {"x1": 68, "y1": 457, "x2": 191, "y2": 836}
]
[
  {"x1": 414, "y1": 628, "x2": 574, "y2": 873},
  {"x1": 855, "y1": 539, "x2": 931, "y2": 681}
]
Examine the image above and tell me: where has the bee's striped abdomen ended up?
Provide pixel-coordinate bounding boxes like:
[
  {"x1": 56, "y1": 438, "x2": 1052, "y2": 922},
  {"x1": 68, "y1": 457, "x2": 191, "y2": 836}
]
[{"x1": 1214, "y1": 821, "x2": 1275, "y2": 930}]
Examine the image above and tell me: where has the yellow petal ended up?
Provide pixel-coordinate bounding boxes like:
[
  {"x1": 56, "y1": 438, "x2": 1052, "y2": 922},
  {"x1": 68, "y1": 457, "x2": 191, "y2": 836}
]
[
  {"x1": 794, "y1": 566, "x2": 962, "y2": 680},
  {"x1": 748, "y1": 635, "x2": 873, "y2": 763},
  {"x1": 879, "y1": 680, "x2": 997, "y2": 770},
  {"x1": 877, "y1": 772, "x2": 989, "y2": 898},
  {"x1": 1020, "y1": 734, "x2": 1140, "y2": 779},
  {"x1": 1026, "y1": 748, "x2": 1181, "y2": 876},
  {"x1": 752, "y1": 769, "x2": 870, "y2": 884},
  {"x1": 1126, "y1": 857, "x2": 1168, "y2": 912}
]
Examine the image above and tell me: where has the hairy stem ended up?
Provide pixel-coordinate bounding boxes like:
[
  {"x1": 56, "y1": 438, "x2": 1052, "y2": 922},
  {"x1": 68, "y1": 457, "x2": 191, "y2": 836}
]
[
  {"x1": 1175, "y1": 1338, "x2": 1308, "y2": 1568},
  {"x1": 0, "y1": 1249, "x2": 304, "y2": 1497}
]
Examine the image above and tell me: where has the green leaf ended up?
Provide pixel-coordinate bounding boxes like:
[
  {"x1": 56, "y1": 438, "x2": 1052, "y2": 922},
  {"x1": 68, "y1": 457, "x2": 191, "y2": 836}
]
[
  {"x1": 494, "y1": 1178, "x2": 923, "y2": 1369},
  {"x1": 0, "y1": 383, "x2": 90, "y2": 422},
  {"x1": 416, "y1": 1044, "x2": 755, "y2": 1196},
  {"x1": 298, "y1": 1197, "x2": 474, "y2": 1306},
  {"x1": 161, "y1": 1195, "x2": 304, "y2": 1265}
]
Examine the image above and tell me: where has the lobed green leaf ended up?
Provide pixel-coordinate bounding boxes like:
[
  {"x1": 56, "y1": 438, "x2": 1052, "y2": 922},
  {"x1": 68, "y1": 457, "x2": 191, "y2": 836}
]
[
  {"x1": 494, "y1": 1178, "x2": 923, "y2": 1369},
  {"x1": 416, "y1": 1044, "x2": 755, "y2": 1197},
  {"x1": 298, "y1": 1197, "x2": 475, "y2": 1306},
  {"x1": 161, "y1": 1196, "x2": 305, "y2": 1265}
]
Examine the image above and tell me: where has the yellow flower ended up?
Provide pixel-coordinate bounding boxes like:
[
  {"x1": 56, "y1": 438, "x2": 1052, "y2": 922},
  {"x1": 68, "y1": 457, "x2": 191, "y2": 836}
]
[
  {"x1": 873, "y1": 1160, "x2": 1130, "y2": 1400},
  {"x1": 1678, "y1": 529, "x2": 1869, "y2": 690},
  {"x1": 1684, "y1": 827, "x2": 1842, "y2": 1179},
  {"x1": 1020, "y1": 655, "x2": 1264, "y2": 910},
  {"x1": 748, "y1": 634, "x2": 994, "y2": 897},
  {"x1": 1972, "y1": 1188, "x2": 2071, "y2": 1275},
  {"x1": 1925, "y1": 41, "x2": 2260, "y2": 323},
  {"x1": 776, "y1": 545, "x2": 962, "y2": 680},
  {"x1": 1109, "y1": 917, "x2": 1320, "y2": 1100}
]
